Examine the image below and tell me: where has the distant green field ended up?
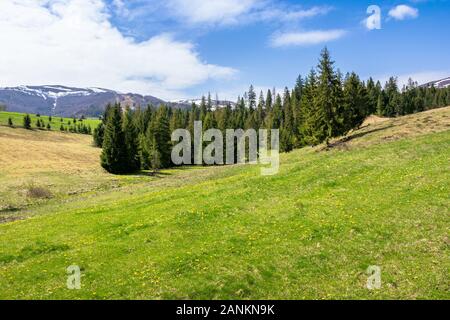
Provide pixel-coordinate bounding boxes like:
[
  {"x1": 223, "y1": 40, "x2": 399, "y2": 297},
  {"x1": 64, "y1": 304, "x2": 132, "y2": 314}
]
[
  {"x1": 0, "y1": 107, "x2": 449, "y2": 300},
  {"x1": 0, "y1": 111, "x2": 101, "y2": 132}
]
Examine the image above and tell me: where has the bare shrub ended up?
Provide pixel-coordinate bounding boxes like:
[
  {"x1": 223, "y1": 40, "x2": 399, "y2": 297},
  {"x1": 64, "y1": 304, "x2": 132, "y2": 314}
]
[{"x1": 26, "y1": 183, "x2": 52, "y2": 199}]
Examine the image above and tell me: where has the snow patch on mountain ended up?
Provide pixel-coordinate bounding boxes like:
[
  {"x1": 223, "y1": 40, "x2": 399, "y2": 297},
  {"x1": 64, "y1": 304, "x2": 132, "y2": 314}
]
[
  {"x1": 0, "y1": 85, "x2": 120, "y2": 112},
  {"x1": 0, "y1": 84, "x2": 187, "y2": 117},
  {"x1": 421, "y1": 77, "x2": 450, "y2": 89},
  {"x1": 1, "y1": 85, "x2": 113, "y2": 98},
  {"x1": 170, "y1": 98, "x2": 236, "y2": 109}
]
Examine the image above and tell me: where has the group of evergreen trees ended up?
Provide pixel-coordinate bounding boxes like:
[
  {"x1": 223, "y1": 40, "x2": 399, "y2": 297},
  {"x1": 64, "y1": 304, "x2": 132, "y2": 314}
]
[
  {"x1": 97, "y1": 104, "x2": 172, "y2": 174},
  {"x1": 18, "y1": 114, "x2": 92, "y2": 134},
  {"x1": 96, "y1": 48, "x2": 450, "y2": 174},
  {"x1": 35, "y1": 118, "x2": 51, "y2": 130}
]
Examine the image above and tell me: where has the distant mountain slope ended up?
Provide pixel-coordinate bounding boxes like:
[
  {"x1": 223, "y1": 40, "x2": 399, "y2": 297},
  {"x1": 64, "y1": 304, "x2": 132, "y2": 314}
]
[
  {"x1": 0, "y1": 85, "x2": 166, "y2": 117},
  {"x1": 170, "y1": 98, "x2": 237, "y2": 110},
  {"x1": 420, "y1": 77, "x2": 450, "y2": 89}
]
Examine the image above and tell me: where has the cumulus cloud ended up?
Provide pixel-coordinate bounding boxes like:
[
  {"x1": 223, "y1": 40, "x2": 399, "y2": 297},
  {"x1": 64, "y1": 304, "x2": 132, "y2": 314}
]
[
  {"x1": 270, "y1": 30, "x2": 347, "y2": 47},
  {"x1": 388, "y1": 5, "x2": 419, "y2": 20},
  {"x1": 0, "y1": 0, "x2": 236, "y2": 99}
]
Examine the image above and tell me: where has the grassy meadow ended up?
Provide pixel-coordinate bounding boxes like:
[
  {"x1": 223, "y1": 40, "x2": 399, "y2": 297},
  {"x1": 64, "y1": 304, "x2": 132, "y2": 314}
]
[
  {"x1": 0, "y1": 107, "x2": 449, "y2": 299},
  {"x1": 0, "y1": 111, "x2": 101, "y2": 131}
]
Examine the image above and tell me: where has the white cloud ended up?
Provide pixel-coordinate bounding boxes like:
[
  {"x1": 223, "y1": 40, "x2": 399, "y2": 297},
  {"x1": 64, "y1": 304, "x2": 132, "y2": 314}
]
[
  {"x1": 166, "y1": 0, "x2": 257, "y2": 25},
  {"x1": 165, "y1": 0, "x2": 332, "y2": 26},
  {"x1": 0, "y1": 0, "x2": 236, "y2": 100},
  {"x1": 270, "y1": 30, "x2": 347, "y2": 47},
  {"x1": 251, "y1": 5, "x2": 333, "y2": 23},
  {"x1": 388, "y1": 5, "x2": 419, "y2": 20}
]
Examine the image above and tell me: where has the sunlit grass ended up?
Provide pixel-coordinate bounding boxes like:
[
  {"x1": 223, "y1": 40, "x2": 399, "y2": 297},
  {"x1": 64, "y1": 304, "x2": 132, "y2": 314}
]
[{"x1": 0, "y1": 108, "x2": 449, "y2": 299}]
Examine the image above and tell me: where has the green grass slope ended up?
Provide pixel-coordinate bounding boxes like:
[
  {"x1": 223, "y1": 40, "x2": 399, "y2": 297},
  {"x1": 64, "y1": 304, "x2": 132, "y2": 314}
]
[
  {"x1": 0, "y1": 108, "x2": 449, "y2": 300},
  {"x1": 0, "y1": 111, "x2": 100, "y2": 131}
]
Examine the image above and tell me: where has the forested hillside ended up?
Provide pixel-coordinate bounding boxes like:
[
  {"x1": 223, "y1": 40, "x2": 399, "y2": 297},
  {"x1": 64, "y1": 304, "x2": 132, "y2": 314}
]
[{"x1": 94, "y1": 48, "x2": 450, "y2": 174}]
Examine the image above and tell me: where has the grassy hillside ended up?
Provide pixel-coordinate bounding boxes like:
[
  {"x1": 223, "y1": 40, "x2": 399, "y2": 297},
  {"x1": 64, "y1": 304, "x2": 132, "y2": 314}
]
[
  {"x1": 0, "y1": 125, "x2": 147, "y2": 220},
  {"x1": 0, "y1": 107, "x2": 449, "y2": 299},
  {"x1": 0, "y1": 111, "x2": 101, "y2": 131}
]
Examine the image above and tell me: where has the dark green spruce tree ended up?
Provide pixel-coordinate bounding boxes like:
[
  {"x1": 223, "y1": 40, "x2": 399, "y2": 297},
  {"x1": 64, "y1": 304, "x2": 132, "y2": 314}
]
[
  {"x1": 315, "y1": 47, "x2": 344, "y2": 144},
  {"x1": 123, "y1": 106, "x2": 140, "y2": 172},
  {"x1": 343, "y1": 72, "x2": 368, "y2": 132},
  {"x1": 100, "y1": 103, "x2": 130, "y2": 174},
  {"x1": 23, "y1": 114, "x2": 32, "y2": 129},
  {"x1": 144, "y1": 106, "x2": 172, "y2": 169},
  {"x1": 300, "y1": 69, "x2": 319, "y2": 145}
]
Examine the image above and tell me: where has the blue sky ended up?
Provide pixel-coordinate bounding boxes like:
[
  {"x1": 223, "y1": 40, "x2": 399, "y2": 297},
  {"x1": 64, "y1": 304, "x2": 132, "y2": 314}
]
[{"x1": 0, "y1": 0, "x2": 449, "y2": 100}]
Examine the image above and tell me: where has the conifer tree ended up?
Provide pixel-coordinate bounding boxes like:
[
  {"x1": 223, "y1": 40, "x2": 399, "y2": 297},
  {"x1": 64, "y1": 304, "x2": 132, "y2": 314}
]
[
  {"x1": 169, "y1": 109, "x2": 184, "y2": 134},
  {"x1": 376, "y1": 93, "x2": 385, "y2": 116},
  {"x1": 270, "y1": 94, "x2": 282, "y2": 129},
  {"x1": 123, "y1": 107, "x2": 140, "y2": 172},
  {"x1": 256, "y1": 91, "x2": 265, "y2": 130},
  {"x1": 100, "y1": 103, "x2": 129, "y2": 174},
  {"x1": 93, "y1": 123, "x2": 105, "y2": 147},
  {"x1": 294, "y1": 75, "x2": 304, "y2": 102},
  {"x1": 156, "y1": 106, "x2": 172, "y2": 168},
  {"x1": 280, "y1": 87, "x2": 294, "y2": 152},
  {"x1": 265, "y1": 89, "x2": 273, "y2": 114},
  {"x1": 290, "y1": 90, "x2": 299, "y2": 137},
  {"x1": 235, "y1": 97, "x2": 246, "y2": 129},
  {"x1": 149, "y1": 136, "x2": 161, "y2": 174},
  {"x1": 315, "y1": 47, "x2": 343, "y2": 144},
  {"x1": 144, "y1": 106, "x2": 172, "y2": 169},
  {"x1": 199, "y1": 96, "x2": 207, "y2": 122},
  {"x1": 343, "y1": 72, "x2": 368, "y2": 132},
  {"x1": 366, "y1": 77, "x2": 378, "y2": 115},
  {"x1": 203, "y1": 112, "x2": 216, "y2": 131},
  {"x1": 300, "y1": 69, "x2": 319, "y2": 145},
  {"x1": 216, "y1": 103, "x2": 230, "y2": 132},
  {"x1": 384, "y1": 77, "x2": 399, "y2": 117},
  {"x1": 248, "y1": 85, "x2": 257, "y2": 112},
  {"x1": 142, "y1": 105, "x2": 154, "y2": 133}
]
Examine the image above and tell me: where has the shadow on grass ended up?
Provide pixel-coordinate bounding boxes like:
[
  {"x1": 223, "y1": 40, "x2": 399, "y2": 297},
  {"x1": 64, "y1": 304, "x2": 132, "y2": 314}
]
[{"x1": 325, "y1": 124, "x2": 395, "y2": 150}]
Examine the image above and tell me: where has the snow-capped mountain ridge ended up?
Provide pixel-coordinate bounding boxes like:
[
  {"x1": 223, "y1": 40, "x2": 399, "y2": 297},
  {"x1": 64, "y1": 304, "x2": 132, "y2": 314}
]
[
  {"x1": 0, "y1": 85, "x2": 117, "y2": 112},
  {"x1": 420, "y1": 77, "x2": 450, "y2": 89},
  {"x1": 0, "y1": 85, "x2": 166, "y2": 117},
  {"x1": 3, "y1": 85, "x2": 114, "y2": 98},
  {"x1": 170, "y1": 98, "x2": 237, "y2": 110}
]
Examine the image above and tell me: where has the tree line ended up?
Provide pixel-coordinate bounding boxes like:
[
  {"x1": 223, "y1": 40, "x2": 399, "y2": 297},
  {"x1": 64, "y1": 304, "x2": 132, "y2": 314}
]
[
  {"x1": 12, "y1": 114, "x2": 92, "y2": 134},
  {"x1": 95, "y1": 48, "x2": 450, "y2": 174}
]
